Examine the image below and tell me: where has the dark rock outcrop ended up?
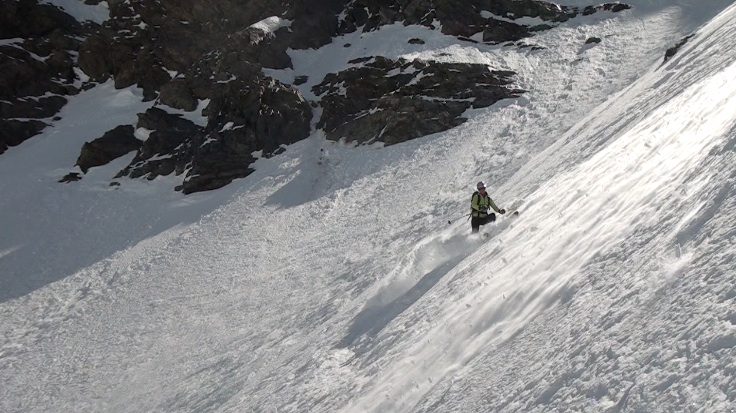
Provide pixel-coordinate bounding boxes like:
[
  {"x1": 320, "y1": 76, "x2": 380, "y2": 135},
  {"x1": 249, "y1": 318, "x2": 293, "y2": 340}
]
[
  {"x1": 0, "y1": 0, "x2": 90, "y2": 153},
  {"x1": 337, "y1": 0, "x2": 569, "y2": 41},
  {"x1": 0, "y1": 119, "x2": 48, "y2": 155},
  {"x1": 582, "y1": 3, "x2": 632, "y2": 15},
  {"x1": 664, "y1": 35, "x2": 694, "y2": 63},
  {"x1": 314, "y1": 57, "x2": 524, "y2": 145},
  {"x1": 159, "y1": 79, "x2": 198, "y2": 112},
  {"x1": 75, "y1": 125, "x2": 142, "y2": 173},
  {"x1": 115, "y1": 107, "x2": 204, "y2": 181},
  {"x1": 175, "y1": 75, "x2": 314, "y2": 194},
  {"x1": 58, "y1": 172, "x2": 82, "y2": 183},
  {"x1": 338, "y1": 0, "x2": 630, "y2": 43},
  {"x1": 77, "y1": 0, "x2": 344, "y2": 99},
  {"x1": 113, "y1": 75, "x2": 312, "y2": 194}
]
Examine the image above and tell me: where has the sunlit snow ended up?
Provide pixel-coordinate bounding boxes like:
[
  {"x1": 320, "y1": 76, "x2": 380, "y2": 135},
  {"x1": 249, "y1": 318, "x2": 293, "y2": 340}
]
[
  {"x1": 250, "y1": 16, "x2": 292, "y2": 35},
  {"x1": 1, "y1": 1, "x2": 735, "y2": 413},
  {"x1": 40, "y1": 0, "x2": 110, "y2": 24}
]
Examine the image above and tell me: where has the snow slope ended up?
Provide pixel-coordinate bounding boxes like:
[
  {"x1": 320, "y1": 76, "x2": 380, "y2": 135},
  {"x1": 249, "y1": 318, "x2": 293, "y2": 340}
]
[
  {"x1": 41, "y1": 0, "x2": 109, "y2": 24},
  {"x1": 1, "y1": 1, "x2": 735, "y2": 412}
]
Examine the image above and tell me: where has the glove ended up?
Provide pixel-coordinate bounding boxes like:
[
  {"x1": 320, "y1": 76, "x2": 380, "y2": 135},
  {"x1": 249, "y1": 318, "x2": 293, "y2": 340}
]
[{"x1": 499, "y1": 208, "x2": 506, "y2": 214}]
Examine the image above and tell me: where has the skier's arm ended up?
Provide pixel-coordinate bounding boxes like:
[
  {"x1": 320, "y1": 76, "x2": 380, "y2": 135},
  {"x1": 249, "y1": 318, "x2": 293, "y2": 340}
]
[{"x1": 488, "y1": 198, "x2": 504, "y2": 214}]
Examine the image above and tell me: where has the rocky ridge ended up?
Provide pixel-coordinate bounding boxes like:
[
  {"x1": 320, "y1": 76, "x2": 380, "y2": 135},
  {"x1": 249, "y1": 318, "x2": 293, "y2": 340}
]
[
  {"x1": 0, "y1": 0, "x2": 92, "y2": 154},
  {"x1": 2, "y1": 0, "x2": 633, "y2": 193}
]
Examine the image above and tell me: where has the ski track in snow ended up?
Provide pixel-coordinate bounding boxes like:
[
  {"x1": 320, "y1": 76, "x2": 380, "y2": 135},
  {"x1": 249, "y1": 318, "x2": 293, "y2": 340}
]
[{"x1": 1, "y1": 1, "x2": 736, "y2": 413}]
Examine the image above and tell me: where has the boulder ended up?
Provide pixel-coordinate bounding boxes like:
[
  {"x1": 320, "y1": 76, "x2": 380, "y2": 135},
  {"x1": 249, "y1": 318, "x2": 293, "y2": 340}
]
[
  {"x1": 75, "y1": 125, "x2": 142, "y2": 173},
  {"x1": 0, "y1": 119, "x2": 48, "y2": 155},
  {"x1": 58, "y1": 172, "x2": 82, "y2": 183},
  {"x1": 78, "y1": 31, "x2": 114, "y2": 82},
  {"x1": 664, "y1": 35, "x2": 693, "y2": 63},
  {"x1": 482, "y1": 19, "x2": 532, "y2": 43},
  {"x1": 574, "y1": 2, "x2": 632, "y2": 17},
  {"x1": 159, "y1": 79, "x2": 198, "y2": 112},
  {"x1": 116, "y1": 107, "x2": 204, "y2": 180}
]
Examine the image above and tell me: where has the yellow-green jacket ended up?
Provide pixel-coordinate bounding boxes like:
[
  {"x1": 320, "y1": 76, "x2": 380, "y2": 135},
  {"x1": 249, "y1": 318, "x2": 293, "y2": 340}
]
[{"x1": 471, "y1": 191, "x2": 501, "y2": 217}]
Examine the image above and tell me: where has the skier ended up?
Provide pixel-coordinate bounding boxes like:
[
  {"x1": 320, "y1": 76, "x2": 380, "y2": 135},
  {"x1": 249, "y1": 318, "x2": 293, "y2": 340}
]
[{"x1": 471, "y1": 181, "x2": 505, "y2": 233}]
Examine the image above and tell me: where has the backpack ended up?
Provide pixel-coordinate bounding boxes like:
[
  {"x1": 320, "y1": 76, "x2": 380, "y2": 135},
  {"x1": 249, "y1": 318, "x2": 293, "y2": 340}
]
[{"x1": 471, "y1": 191, "x2": 482, "y2": 215}]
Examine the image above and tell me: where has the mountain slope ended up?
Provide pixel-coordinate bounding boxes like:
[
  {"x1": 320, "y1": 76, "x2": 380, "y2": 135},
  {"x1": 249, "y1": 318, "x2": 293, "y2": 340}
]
[
  {"x1": 349, "y1": 9, "x2": 736, "y2": 409},
  {"x1": 1, "y1": 1, "x2": 735, "y2": 413}
]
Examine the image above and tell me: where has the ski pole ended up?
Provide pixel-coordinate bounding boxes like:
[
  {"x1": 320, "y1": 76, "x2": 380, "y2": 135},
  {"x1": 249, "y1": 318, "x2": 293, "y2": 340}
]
[{"x1": 447, "y1": 213, "x2": 471, "y2": 224}]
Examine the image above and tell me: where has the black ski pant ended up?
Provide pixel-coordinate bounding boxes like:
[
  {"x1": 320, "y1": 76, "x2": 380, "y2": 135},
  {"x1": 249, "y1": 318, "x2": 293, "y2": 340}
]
[{"x1": 471, "y1": 213, "x2": 496, "y2": 233}]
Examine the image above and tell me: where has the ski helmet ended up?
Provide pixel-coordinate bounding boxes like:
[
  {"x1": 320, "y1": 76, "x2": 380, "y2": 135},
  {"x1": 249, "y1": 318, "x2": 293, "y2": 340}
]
[{"x1": 477, "y1": 181, "x2": 485, "y2": 190}]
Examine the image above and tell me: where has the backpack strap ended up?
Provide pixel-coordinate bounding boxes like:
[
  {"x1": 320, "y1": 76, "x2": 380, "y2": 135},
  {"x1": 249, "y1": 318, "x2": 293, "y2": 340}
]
[{"x1": 471, "y1": 191, "x2": 480, "y2": 216}]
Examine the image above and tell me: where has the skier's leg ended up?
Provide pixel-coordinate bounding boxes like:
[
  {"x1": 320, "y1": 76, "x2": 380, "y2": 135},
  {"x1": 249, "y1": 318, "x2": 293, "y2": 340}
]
[{"x1": 471, "y1": 216, "x2": 481, "y2": 233}]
